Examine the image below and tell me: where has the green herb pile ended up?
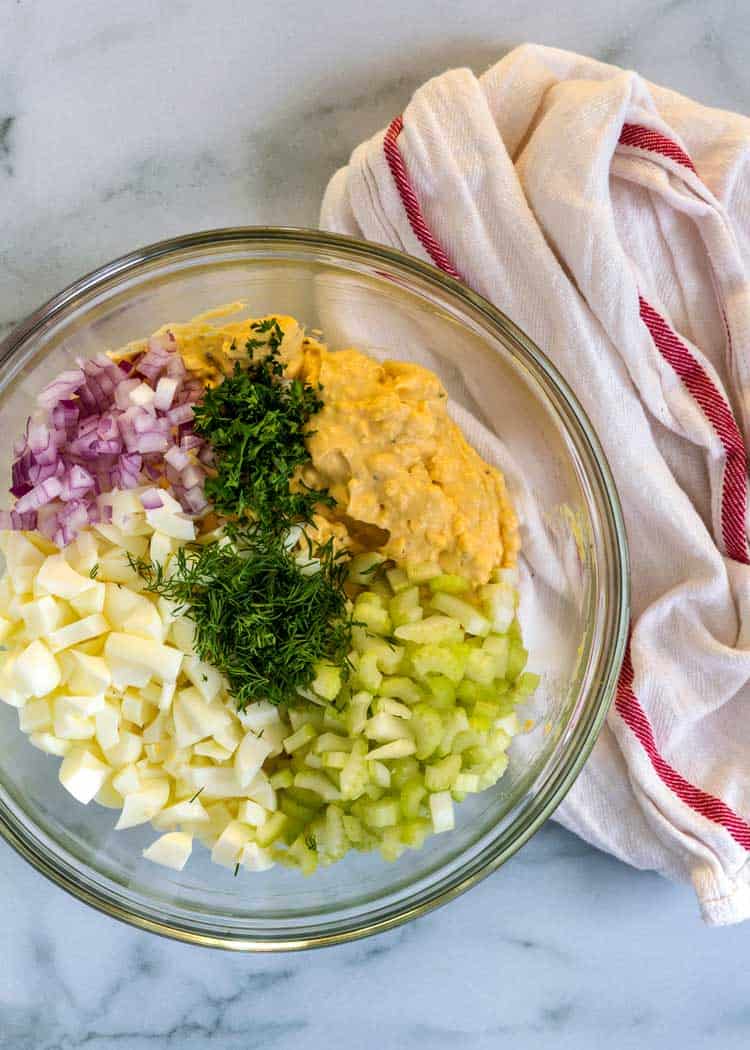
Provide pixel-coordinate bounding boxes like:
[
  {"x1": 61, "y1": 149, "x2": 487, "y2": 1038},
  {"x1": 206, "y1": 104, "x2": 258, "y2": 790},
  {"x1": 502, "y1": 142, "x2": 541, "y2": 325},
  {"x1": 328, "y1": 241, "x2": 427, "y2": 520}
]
[
  {"x1": 132, "y1": 525, "x2": 351, "y2": 709},
  {"x1": 133, "y1": 318, "x2": 353, "y2": 708},
  {"x1": 192, "y1": 318, "x2": 333, "y2": 529}
]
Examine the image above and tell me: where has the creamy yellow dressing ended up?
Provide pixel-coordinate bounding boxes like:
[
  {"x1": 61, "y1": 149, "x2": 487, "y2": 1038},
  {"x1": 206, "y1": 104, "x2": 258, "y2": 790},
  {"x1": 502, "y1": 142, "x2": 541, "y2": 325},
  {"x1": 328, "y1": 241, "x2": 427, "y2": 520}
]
[{"x1": 115, "y1": 310, "x2": 518, "y2": 584}]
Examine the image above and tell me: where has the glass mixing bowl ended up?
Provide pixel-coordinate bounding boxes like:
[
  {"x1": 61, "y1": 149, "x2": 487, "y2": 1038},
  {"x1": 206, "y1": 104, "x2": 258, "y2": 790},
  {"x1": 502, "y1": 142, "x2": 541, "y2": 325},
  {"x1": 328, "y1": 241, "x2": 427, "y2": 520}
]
[{"x1": 0, "y1": 228, "x2": 628, "y2": 950}]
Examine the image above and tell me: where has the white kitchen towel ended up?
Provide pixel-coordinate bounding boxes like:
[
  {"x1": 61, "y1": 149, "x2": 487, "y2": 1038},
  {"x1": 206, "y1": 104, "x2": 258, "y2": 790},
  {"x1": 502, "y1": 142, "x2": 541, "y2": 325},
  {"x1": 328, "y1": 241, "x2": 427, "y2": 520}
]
[{"x1": 320, "y1": 43, "x2": 750, "y2": 925}]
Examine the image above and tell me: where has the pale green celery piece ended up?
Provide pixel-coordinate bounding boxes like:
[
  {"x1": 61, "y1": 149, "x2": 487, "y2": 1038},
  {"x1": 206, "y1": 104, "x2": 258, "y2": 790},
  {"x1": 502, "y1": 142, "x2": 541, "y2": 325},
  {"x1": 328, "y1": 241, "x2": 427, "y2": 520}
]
[
  {"x1": 283, "y1": 722, "x2": 318, "y2": 754},
  {"x1": 342, "y1": 813, "x2": 364, "y2": 844},
  {"x1": 356, "y1": 650, "x2": 383, "y2": 691},
  {"x1": 294, "y1": 770, "x2": 341, "y2": 802},
  {"x1": 428, "y1": 574, "x2": 470, "y2": 594},
  {"x1": 400, "y1": 778, "x2": 427, "y2": 819},
  {"x1": 386, "y1": 567, "x2": 410, "y2": 593},
  {"x1": 515, "y1": 671, "x2": 540, "y2": 696},
  {"x1": 347, "y1": 552, "x2": 387, "y2": 584},
  {"x1": 311, "y1": 662, "x2": 343, "y2": 701},
  {"x1": 377, "y1": 675, "x2": 424, "y2": 705},
  {"x1": 314, "y1": 731, "x2": 354, "y2": 754},
  {"x1": 390, "y1": 755, "x2": 420, "y2": 788},
  {"x1": 362, "y1": 798, "x2": 400, "y2": 829},
  {"x1": 354, "y1": 601, "x2": 392, "y2": 636},
  {"x1": 430, "y1": 593, "x2": 491, "y2": 636},
  {"x1": 411, "y1": 643, "x2": 467, "y2": 684},
  {"x1": 411, "y1": 703, "x2": 444, "y2": 761},
  {"x1": 368, "y1": 758, "x2": 391, "y2": 787},
  {"x1": 406, "y1": 561, "x2": 443, "y2": 583},
  {"x1": 506, "y1": 640, "x2": 529, "y2": 681},
  {"x1": 388, "y1": 586, "x2": 423, "y2": 628},
  {"x1": 347, "y1": 691, "x2": 372, "y2": 736},
  {"x1": 270, "y1": 768, "x2": 294, "y2": 789},
  {"x1": 482, "y1": 634, "x2": 510, "y2": 678},
  {"x1": 424, "y1": 674, "x2": 457, "y2": 708},
  {"x1": 400, "y1": 819, "x2": 431, "y2": 849},
  {"x1": 322, "y1": 750, "x2": 349, "y2": 770},
  {"x1": 394, "y1": 615, "x2": 464, "y2": 645},
  {"x1": 255, "y1": 811, "x2": 288, "y2": 847},
  {"x1": 372, "y1": 696, "x2": 412, "y2": 719},
  {"x1": 464, "y1": 649, "x2": 497, "y2": 686},
  {"x1": 379, "y1": 826, "x2": 406, "y2": 862}
]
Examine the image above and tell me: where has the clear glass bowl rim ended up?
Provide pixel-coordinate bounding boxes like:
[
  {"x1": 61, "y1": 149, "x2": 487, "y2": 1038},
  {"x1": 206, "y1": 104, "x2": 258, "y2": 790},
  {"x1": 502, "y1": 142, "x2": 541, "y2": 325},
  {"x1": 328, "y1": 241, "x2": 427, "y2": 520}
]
[{"x1": 0, "y1": 227, "x2": 630, "y2": 951}]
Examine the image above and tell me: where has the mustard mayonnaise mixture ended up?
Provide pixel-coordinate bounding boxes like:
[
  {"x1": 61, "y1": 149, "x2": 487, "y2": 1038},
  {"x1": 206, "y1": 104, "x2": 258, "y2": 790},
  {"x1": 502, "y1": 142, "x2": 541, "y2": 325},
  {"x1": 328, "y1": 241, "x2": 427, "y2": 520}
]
[{"x1": 117, "y1": 310, "x2": 518, "y2": 584}]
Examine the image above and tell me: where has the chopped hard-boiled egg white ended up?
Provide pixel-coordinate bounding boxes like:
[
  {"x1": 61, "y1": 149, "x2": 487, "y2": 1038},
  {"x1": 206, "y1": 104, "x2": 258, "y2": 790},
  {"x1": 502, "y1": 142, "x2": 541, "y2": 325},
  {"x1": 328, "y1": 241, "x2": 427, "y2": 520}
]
[{"x1": 0, "y1": 491, "x2": 534, "y2": 878}]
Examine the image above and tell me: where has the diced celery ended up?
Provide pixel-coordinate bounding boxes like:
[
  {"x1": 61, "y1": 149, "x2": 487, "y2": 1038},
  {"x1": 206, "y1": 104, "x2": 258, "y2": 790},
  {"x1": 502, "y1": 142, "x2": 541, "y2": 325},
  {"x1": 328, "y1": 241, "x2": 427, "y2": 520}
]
[
  {"x1": 424, "y1": 675, "x2": 456, "y2": 709},
  {"x1": 367, "y1": 739, "x2": 416, "y2": 761},
  {"x1": 437, "y1": 708, "x2": 469, "y2": 757},
  {"x1": 394, "y1": 615, "x2": 464, "y2": 645},
  {"x1": 347, "y1": 691, "x2": 372, "y2": 736},
  {"x1": 430, "y1": 593, "x2": 491, "y2": 636},
  {"x1": 361, "y1": 798, "x2": 399, "y2": 829},
  {"x1": 378, "y1": 676, "x2": 424, "y2": 705},
  {"x1": 407, "y1": 561, "x2": 442, "y2": 583},
  {"x1": 386, "y1": 567, "x2": 410, "y2": 593},
  {"x1": 340, "y1": 740, "x2": 369, "y2": 800},
  {"x1": 411, "y1": 704, "x2": 443, "y2": 761},
  {"x1": 270, "y1": 768, "x2": 294, "y2": 789},
  {"x1": 379, "y1": 826, "x2": 406, "y2": 862},
  {"x1": 506, "y1": 641, "x2": 528, "y2": 682},
  {"x1": 400, "y1": 819, "x2": 431, "y2": 849},
  {"x1": 289, "y1": 835, "x2": 318, "y2": 875},
  {"x1": 428, "y1": 574, "x2": 470, "y2": 594},
  {"x1": 342, "y1": 813, "x2": 364, "y2": 844},
  {"x1": 388, "y1": 587, "x2": 423, "y2": 628},
  {"x1": 280, "y1": 795, "x2": 317, "y2": 824},
  {"x1": 314, "y1": 732, "x2": 353, "y2": 754},
  {"x1": 454, "y1": 772, "x2": 481, "y2": 794},
  {"x1": 464, "y1": 649, "x2": 497, "y2": 686},
  {"x1": 293, "y1": 770, "x2": 341, "y2": 802},
  {"x1": 515, "y1": 671, "x2": 540, "y2": 697},
  {"x1": 479, "y1": 582, "x2": 516, "y2": 633},
  {"x1": 311, "y1": 662, "x2": 343, "y2": 701},
  {"x1": 322, "y1": 804, "x2": 348, "y2": 861},
  {"x1": 348, "y1": 552, "x2": 387, "y2": 584},
  {"x1": 424, "y1": 754, "x2": 461, "y2": 792},
  {"x1": 429, "y1": 791, "x2": 455, "y2": 833},
  {"x1": 354, "y1": 634, "x2": 404, "y2": 675},
  {"x1": 322, "y1": 750, "x2": 349, "y2": 770},
  {"x1": 365, "y1": 711, "x2": 414, "y2": 743},
  {"x1": 304, "y1": 752, "x2": 324, "y2": 769},
  {"x1": 390, "y1": 756, "x2": 420, "y2": 789},
  {"x1": 450, "y1": 729, "x2": 482, "y2": 754},
  {"x1": 368, "y1": 759, "x2": 391, "y2": 788},
  {"x1": 283, "y1": 723, "x2": 317, "y2": 754},
  {"x1": 482, "y1": 634, "x2": 509, "y2": 679},
  {"x1": 411, "y1": 643, "x2": 466, "y2": 683},
  {"x1": 353, "y1": 600, "x2": 392, "y2": 636},
  {"x1": 372, "y1": 696, "x2": 412, "y2": 720},
  {"x1": 356, "y1": 650, "x2": 382, "y2": 691},
  {"x1": 400, "y1": 778, "x2": 426, "y2": 819},
  {"x1": 457, "y1": 679, "x2": 482, "y2": 705},
  {"x1": 255, "y1": 811, "x2": 288, "y2": 847}
]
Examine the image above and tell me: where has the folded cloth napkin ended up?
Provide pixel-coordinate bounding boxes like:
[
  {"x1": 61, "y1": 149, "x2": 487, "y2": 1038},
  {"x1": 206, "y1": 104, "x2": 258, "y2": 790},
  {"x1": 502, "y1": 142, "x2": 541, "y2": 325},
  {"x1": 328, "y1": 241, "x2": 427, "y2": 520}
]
[{"x1": 320, "y1": 43, "x2": 750, "y2": 925}]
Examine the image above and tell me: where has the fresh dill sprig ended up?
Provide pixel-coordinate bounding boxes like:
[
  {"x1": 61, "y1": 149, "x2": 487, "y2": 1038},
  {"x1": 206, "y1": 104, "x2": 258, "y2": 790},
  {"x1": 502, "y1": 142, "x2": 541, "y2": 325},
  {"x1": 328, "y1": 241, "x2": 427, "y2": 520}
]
[
  {"x1": 191, "y1": 319, "x2": 332, "y2": 531},
  {"x1": 129, "y1": 523, "x2": 353, "y2": 710}
]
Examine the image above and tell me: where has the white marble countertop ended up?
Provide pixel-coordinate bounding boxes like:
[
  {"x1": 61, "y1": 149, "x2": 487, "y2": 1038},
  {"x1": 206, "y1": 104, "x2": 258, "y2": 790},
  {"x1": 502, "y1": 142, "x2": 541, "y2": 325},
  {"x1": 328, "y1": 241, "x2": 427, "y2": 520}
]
[{"x1": 2, "y1": 2, "x2": 749, "y2": 1047}]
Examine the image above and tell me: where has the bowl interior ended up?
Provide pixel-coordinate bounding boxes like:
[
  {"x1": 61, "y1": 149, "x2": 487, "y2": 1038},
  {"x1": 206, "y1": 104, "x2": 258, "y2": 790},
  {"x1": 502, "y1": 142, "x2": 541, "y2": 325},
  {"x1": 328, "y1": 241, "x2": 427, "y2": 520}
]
[{"x1": 0, "y1": 231, "x2": 627, "y2": 948}]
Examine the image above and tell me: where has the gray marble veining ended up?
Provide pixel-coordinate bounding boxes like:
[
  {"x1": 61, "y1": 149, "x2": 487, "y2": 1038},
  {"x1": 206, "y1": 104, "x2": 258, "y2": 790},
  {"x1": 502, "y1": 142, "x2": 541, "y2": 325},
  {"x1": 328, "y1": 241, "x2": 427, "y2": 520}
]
[{"x1": 2, "y1": 1, "x2": 750, "y2": 1048}]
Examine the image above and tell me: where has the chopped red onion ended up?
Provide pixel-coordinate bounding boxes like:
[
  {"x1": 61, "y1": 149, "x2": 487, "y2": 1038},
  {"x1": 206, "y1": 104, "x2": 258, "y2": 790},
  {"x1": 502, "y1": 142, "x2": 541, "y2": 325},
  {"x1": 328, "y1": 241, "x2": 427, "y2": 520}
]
[
  {"x1": 2, "y1": 329, "x2": 213, "y2": 542},
  {"x1": 140, "y1": 488, "x2": 164, "y2": 510}
]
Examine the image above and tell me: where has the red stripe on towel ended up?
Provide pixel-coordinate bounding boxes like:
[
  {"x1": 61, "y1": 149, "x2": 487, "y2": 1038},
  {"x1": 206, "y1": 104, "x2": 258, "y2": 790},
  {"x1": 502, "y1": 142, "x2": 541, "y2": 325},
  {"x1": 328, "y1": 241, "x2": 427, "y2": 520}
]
[{"x1": 618, "y1": 123, "x2": 697, "y2": 173}]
